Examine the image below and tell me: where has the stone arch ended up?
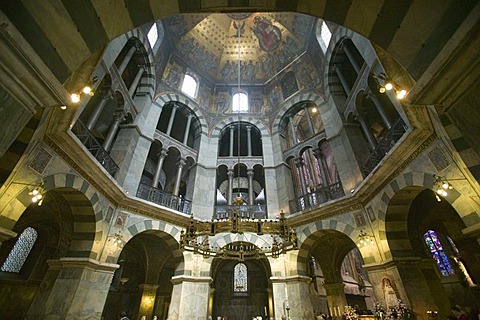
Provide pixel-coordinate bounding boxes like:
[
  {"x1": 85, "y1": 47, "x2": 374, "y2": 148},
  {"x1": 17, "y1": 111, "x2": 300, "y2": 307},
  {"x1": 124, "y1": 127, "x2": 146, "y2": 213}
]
[
  {"x1": 378, "y1": 171, "x2": 480, "y2": 259},
  {"x1": 295, "y1": 219, "x2": 358, "y2": 276},
  {"x1": 154, "y1": 92, "x2": 208, "y2": 136},
  {"x1": 116, "y1": 218, "x2": 185, "y2": 274},
  {"x1": 36, "y1": 173, "x2": 104, "y2": 259},
  {"x1": 209, "y1": 233, "x2": 272, "y2": 253},
  {"x1": 272, "y1": 93, "x2": 326, "y2": 131},
  {"x1": 211, "y1": 116, "x2": 269, "y2": 139},
  {"x1": 115, "y1": 32, "x2": 156, "y2": 99}
]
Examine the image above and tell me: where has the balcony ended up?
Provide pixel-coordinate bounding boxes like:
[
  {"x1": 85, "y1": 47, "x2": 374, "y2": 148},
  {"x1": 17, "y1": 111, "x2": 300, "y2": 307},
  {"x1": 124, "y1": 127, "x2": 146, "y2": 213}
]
[
  {"x1": 214, "y1": 204, "x2": 267, "y2": 220},
  {"x1": 71, "y1": 119, "x2": 119, "y2": 177},
  {"x1": 289, "y1": 181, "x2": 345, "y2": 214},
  {"x1": 137, "y1": 183, "x2": 192, "y2": 214},
  {"x1": 362, "y1": 118, "x2": 408, "y2": 177}
]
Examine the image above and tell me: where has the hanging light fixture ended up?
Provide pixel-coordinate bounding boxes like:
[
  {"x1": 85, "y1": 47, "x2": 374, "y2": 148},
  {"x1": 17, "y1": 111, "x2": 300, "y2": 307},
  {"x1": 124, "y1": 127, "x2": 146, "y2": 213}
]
[
  {"x1": 356, "y1": 230, "x2": 375, "y2": 247},
  {"x1": 373, "y1": 72, "x2": 408, "y2": 100},
  {"x1": 433, "y1": 174, "x2": 453, "y2": 201}
]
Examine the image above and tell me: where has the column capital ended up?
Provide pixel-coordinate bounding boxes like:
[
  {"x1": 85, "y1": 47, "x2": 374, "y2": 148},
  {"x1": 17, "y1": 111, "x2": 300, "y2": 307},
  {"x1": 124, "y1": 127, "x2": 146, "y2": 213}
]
[
  {"x1": 246, "y1": 125, "x2": 252, "y2": 131},
  {"x1": 158, "y1": 148, "x2": 168, "y2": 158},
  {"x1": 227, "y1": 169, "x2": 234, "y2": 177},
  {"x1": 177, "y1": 158, "x2": 186, "y2": 168},
  {"x1": 47, "y1": 257, "x2": 119, "y2": 273},
  {"x1": 247, "y1": 168, "x2": 254, "y2": 176},
  {"x1": 294, "y1": 157, "x2": 304, "y2": 167},
  {"x1": 313, "y1": 148, "x2": 323, "y2": 158}
]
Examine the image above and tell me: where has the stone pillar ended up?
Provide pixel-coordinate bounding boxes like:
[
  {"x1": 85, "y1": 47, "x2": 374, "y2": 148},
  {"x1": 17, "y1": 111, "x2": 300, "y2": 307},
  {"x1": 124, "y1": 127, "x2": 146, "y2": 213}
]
[
  {"x1": 118, "y1": 46, "x2": 137, "y2": 75},
  {"x1": 183, "y1": 114, "x2": 194, "y2": 145},
  {"x1": 324, "y1": 282, "x2": 348, "y2": 319},
  {"x1": 173, "y1": 158, "x2": 186, "y2": 196},
  {"x1": 247, "y1": 169, "x2": 254, "y2": 205},
  {"x1": 246, "y1": 125, "x2": 252, "y2": 156},
  {"x1": 303, "y1": 104, "x2": 316, "y2": 136},
  {"x1": 229, "y1": 125, "x2": 235, "y2": 157},
  {"x1": 295, "y1": 157, "x2": 307, "y2": 195},
  {"x1": 166, "y1": 104, "x2": 178, "y2": 136},
  {"x1": 288, "y1": 115, "x2": 298, "y2": 144},
  {"x1": 342, "y1": 45, "x2": 361, "y2": 74},
  {"x1": 227, "y1": 169, "x2": 234, "y2": 205},
  {"x1": 168, "y1": 275, "x2": 211, "y2": 320},
  {"x1": 152, "y1": 148, "x2": 168, "y2": 188},
  {"x1": 366, "y1": 91, "x2": 392, "y2": 130},
  {"x1": 86, "y1": 95, "x2": 111, "y2": 131},
  {"x1": 334, "y1": 64, "x2": 352, "y2": 94},
  {"x1": 356, "y1": 114, "x2": 377, "y2": 151},
  {"x1": 128, "y1": 67, "x2": 145, "y2": 98},
  {"x1": 313, "y1": 148, "x2": 329, "y2": 187},
  {"x1": 26, "y1": 258, "x2": 118, "y2": 320},
  {"x1": 103, "y1": 111, "x2": 124, "y2": 151},
  {"x1": 137, "y1": 284, "x2": 160, "y2": 320},
  {"x1": 271, "y1": 276, "x2": 315, "y2": 320}
]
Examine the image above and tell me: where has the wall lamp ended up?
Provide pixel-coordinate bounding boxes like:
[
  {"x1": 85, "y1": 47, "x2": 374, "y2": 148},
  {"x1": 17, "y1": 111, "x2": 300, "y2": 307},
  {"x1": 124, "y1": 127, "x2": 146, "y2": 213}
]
[
  {"x1": 107, "y1": 231, "x2": 125, "y2": 250},
  {"x1": 356, "y1": 230, "x2": 375, "y2": 247},
  {"x1": 433, "y1": 174, "x2": 454, "y2": 202},
  {"x1": 374, "y1": 72, "x2": 408, "y2": 100},
  {"x1": 10, "y1": 181, "x2": 46, "y2": 206},
  {"x1": 69, "y1": 76, "x2": 98, "y2": 104}
]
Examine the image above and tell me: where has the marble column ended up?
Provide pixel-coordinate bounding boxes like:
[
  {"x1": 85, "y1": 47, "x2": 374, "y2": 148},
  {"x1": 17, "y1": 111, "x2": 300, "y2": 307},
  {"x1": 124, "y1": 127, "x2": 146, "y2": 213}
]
[
  {"x1": 356, "y1": 114, "x2": 377, "y2": 151},
  {"x1": 324, "y1": 282, "x2": 348, "y2": 319},
  {"x1": 303, "y1": 104, "x2": 316, "y2": 136},
  {"x1": 288, "y1": 115, "x2": 298, "y2": 144},
  {"x1": 117, "y1": 46, "x2": 137, "y2": 75},
  {"x1": 128, "y1": 67, "x2": 145, "y2": 98},
  {"x1": 152, "y1": 148, "x2": 168, "y2": 188},
  {"x1": 246, "y1": 125, "x2": 252, "y2": 156},
  {"x1": 168, "y1": 275, "x2": 211, "y2": 320},
  {"x1": 334, "y1": 64, "x2": 352, "y2": 94},
  {"x1": 173, "y1": 158, "x2": 186, "y2": 196},
  {"x1": 137, "y1": 284, "x2": 160, "y2": 320},
  {"x1": 366, "y1": 91, "x2": 392, "y2": 130},
  {"x1": 86, "y1": 95, "x2": 111, "y2": 131},
  {"x1": 342, "y1": 45, "x2": 361, "y2": 74},
  {"x1": 313, "y1": 148, "x2": 329, "y2": 187},
  {"x1": 229, "y1": 125, "x2": 235, "y2": 157},
  {"x1": 183, "y1": 114, "x2": 194, "y2": 145},
  {"x1": 103, "y1": 111, "x2": 125, "y2": 151},
  {"x1": 227, "y1": 169, "x2": 234, "y2": 205},
  {"x1": 295, "y1": 157, "x2": 307, "y2": 195},
  {"x1": 26, "y1": 258, "x2": 119, "y2": 320},
  {"x1": 247, "y1": 168, "x2": 254, "y2": 205},
  {"x1": 166, "y1": 104, "x2": 178, "y2": 136}
]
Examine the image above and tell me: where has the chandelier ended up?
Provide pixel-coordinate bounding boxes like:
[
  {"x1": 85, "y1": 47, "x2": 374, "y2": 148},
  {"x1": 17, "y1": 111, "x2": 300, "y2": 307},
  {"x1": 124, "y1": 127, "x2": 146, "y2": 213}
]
[{"x1": 180, "y1": 197, "x2": 298, "y2": 260}]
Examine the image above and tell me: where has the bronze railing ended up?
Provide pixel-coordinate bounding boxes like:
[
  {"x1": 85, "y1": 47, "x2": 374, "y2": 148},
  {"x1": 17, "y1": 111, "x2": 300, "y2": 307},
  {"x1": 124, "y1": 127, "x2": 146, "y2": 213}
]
[
  {"x1": 289, "y1": 181, "x2": 345, "y2": 214},
  {"x1": 213, "y1": 204, "x2": 267, "y2": 220},
  {"x1": 137, "y1": 182, "x2": 192, "y2": 214}
]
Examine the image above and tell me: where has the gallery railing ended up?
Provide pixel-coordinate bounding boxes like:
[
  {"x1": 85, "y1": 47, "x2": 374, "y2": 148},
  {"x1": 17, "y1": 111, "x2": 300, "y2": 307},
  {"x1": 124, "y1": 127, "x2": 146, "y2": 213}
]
[
  {"x1": 71, "y1": 119, "x2": 119, "y2": 177},
  {"x1": 289, "y1": 181, "x2": 345, "y2": 214},
  {"x1": 214, "y1": 204, "x2": 267, "y2": 220},
  {"x1": 362, "y1": 118, "x2": 408, "y2": 177},
  {"x1": 137, "y1": 183, "x2": 192, "y2": 214}
]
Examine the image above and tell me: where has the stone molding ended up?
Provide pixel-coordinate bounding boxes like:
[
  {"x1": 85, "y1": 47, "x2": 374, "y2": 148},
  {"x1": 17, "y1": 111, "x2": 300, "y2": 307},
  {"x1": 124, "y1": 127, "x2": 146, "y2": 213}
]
[{"x1": 171, "y1": 275, "x2": 212, "y2": 284}]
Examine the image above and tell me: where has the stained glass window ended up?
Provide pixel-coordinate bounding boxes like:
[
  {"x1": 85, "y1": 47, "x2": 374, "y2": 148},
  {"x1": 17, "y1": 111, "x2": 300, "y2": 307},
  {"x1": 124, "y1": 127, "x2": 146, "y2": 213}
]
[
  {"x1": 234, "y1": 262, "x2": 248, "y2": 292},
  {"x1": 423, "y1": 230, "x2": 455, "y2": 277},
  {"x1": 1, "y1": 227, "x2": 38, "y2": 273}
]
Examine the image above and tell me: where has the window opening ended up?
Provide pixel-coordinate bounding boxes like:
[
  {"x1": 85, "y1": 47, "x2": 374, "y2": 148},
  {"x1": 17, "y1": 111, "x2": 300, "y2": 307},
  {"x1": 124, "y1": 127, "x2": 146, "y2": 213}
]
[
  {"x1": 233, "y1": 262, "x2": 248, "y2": 292},
  {"x1": 147, "y1": 23, "x2": 158, "y2": 48},
  {"x1": 1, "y1": 227, "x2": 38, "y2": 273},
  {"x1": 423, "y1": 230, "x2": 455, "y2": 277},
  {"x1": 318, "y1": 21, "x2": 332, "y2": 53},
  {"x1": 181, "y1": 74, "x2": 197, "y2": 98},
  {"x1": 232, "y1": 93, "x2": 248, "y2": 113}
]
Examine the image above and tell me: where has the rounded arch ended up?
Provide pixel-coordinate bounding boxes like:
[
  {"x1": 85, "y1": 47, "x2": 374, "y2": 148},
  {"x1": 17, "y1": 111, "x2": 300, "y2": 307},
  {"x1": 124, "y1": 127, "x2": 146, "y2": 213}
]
[
  {"x1": 154, "y1": 92, "x2": 209, "y2": 136},
  {"x1": 211, "y1": 116, "x2": 269, "y2": 139},
  {"x1": 272, "y1": 93, "x2": 326, "y2": 131},
  {"x1": 209, "y1": 233, "x2": 273, "y2": 253}
]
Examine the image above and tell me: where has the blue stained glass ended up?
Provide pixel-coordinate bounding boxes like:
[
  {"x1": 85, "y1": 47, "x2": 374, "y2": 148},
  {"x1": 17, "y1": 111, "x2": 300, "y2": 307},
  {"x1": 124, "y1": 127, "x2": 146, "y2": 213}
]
[
  {"x1": 1, "y1": 227, "x2": 38, "y2": 273},
  {"x1": 423, "y1": 230, "x2": 455, "y2": 277},
  {"x1": 234, "y1": 263, "x2": 248, "y2": 292}
]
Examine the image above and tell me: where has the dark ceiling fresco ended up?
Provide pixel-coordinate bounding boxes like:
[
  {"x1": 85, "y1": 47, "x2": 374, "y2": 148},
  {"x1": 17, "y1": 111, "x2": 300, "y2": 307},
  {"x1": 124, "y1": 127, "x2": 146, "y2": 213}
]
[{"x1": 164, "y1": 13, "x2": 315, "y2": 85}]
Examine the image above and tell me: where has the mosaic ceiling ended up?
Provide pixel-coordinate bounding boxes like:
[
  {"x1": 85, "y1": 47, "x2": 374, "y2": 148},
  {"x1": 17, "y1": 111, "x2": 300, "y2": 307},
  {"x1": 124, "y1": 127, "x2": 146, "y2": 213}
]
[{"x1": 164, "y1": 13, "x2": 315, "y2": 84}]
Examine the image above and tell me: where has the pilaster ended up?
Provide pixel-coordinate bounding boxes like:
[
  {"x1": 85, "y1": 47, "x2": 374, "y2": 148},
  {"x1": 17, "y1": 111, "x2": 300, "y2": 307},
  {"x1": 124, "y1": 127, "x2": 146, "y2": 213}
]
[{"x1": 167, "y1": 275, "x2": 212, "y2": 320}]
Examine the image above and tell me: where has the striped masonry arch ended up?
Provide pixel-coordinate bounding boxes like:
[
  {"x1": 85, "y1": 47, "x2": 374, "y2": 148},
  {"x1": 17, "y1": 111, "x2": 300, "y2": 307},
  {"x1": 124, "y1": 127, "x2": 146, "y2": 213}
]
[
  {"x1": 378, "y1": 171, "x2": 480, "y2": 259},
  {"x1": 120, "y1": 218, "x2": 185, "y2": 275},
  {"x1": 0, "y1": 0, "x2": 473, "y2": 89},
  {"x1": 211, "y1": 115, "x2": 270, "y2": 139},
  {"x1": 38, "y1": 173, "x2": 105, "y2": 259}
]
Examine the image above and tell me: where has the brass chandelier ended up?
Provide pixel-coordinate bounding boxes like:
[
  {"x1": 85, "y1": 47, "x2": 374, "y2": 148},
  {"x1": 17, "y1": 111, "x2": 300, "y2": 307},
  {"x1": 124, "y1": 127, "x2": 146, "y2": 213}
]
[{"x1": 180, "y1": 197, "x2": 298, "y2": 260}]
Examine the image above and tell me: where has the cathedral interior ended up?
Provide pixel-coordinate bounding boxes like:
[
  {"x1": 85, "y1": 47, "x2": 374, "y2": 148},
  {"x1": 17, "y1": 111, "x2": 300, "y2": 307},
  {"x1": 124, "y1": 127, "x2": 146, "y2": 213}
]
[{"x1": 0, "y1": 2, "x2": 479, "y2": 320}]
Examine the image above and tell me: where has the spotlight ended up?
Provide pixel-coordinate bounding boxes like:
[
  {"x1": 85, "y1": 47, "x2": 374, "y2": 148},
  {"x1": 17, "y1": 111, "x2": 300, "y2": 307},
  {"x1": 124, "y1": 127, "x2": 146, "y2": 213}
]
[
  {"x1": 70, "y1": 93, "x2": 81, "y2": 103},
  {"x1": 396, "y1": 89, "x2": 407, "y2": 99},
  {"x1": 379, "y1": 87, "x2": 386, "y2": 93},
  {"x1": 82, "y1": 85, "x2": 93, "y2": 95},
  {"x1": 385, "y1": 82, "x2": 393, "y2": 91},
  {"x1": 311, "y1": 107, "x2": 318, "y2": 113},
  {"x1": 60, "y1": 105, "x2": 67, "y2": 110}
]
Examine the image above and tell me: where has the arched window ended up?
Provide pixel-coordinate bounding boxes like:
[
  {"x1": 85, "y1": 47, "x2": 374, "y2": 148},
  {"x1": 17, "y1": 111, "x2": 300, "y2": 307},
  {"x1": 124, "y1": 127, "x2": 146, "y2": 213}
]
[
  {"x1": 181, "y1": 74, "x2": 198, "y2": 98},
  {"x1": 423, "y1": 230, "x2": 455, "y2": 277},
  {"x1": 317, "y1": 21, "x2": 331, "y2": 53},
  {"x1": 147, "y1": 23, "x2": 158, "y2": 48},
  {"x1": 1, "y1": 227, "x2": 38, "y2": 273},
  {"x1": 233, "y1": 262, "x2": 248, "y2": 292},
  {"x1": 232, "y1": 92, "x2": 248, "y2": 113}
]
